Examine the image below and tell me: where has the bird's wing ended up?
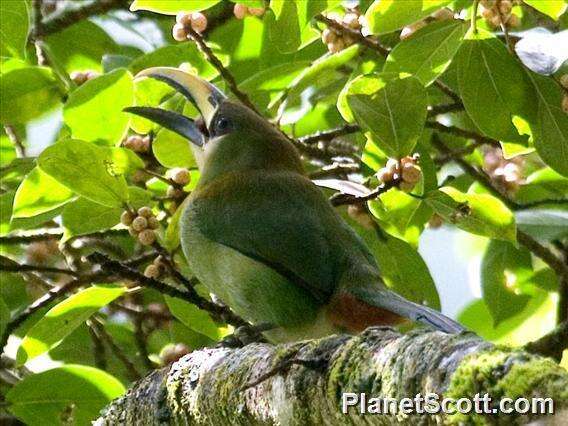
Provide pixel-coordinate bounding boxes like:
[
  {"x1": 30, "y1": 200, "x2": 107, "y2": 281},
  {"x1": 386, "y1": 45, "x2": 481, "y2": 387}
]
[{"x1": 185, "y1": 170, "x2": 378, "y2": 303}]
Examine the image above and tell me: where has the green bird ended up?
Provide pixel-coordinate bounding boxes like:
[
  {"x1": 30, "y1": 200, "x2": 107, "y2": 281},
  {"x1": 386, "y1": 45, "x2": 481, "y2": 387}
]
[{"x1": 126, "y1": 67, "x2": 464, "y2": 342}]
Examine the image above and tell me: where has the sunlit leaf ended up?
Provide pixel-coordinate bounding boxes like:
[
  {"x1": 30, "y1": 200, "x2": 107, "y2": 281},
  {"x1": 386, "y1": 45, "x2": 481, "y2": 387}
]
[
  {"x1": 7, "y1": 365, "x2": 125, "y2": 425},
  {"x1": 165, "y1": 295, "x2": 230, "y2": 341},
  {"x1": 523, "y1": 0, "x2": 567, "y2": 19},
  {"x1": 152, "y1": 128, "x2": 196, "y2": 169},
  {"x1": 365, "y1": 0, "x2": 452, "y2": 35},
  {"x1": 38, "y1": 139, "x2": 129, "y2": 208},
  {"x1": 0, "y1": 67, "x2": 61, "y2": 124},
  {"x1": 17, "y1": 285, "x2": 126, "y2": 364},
  {"x1": 64, "y1": 69, "x2": 134, "y2": 146},
  {"x1": 341, "y1": 73, "x2": 428, "y2": 158},
  {"x1": 384, "y1": 20, "x2": 467, "y2": 86},
  {"x1": 13, "y1": 167, "x2": 75, "y2": 218},
  {"x1": 425, "y1": 187, "x2": 516, "y2": 242},
  {"x1": 0, "y1": 0, "x2": 29, "y2": 58}
]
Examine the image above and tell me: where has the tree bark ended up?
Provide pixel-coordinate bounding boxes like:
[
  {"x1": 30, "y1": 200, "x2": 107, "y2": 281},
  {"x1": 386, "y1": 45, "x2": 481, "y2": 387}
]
[{"x1": 96, "y1": 327, "x2": 568, "y2": 425}]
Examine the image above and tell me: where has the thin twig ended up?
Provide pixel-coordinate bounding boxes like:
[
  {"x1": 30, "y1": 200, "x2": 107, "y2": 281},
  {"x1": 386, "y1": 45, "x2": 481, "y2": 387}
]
[
  {"x1": 330, "y1": 178, "x2": 400, "y2": 207},
  {"x1": 426, "y1": 121, "x2": 500, "y2": 147},
  {"x1": 0, "y1": 255, "x2": 79, "y2": 277},
  {"x1": 90, "y1": 316, "x2": 142, "y2": 380},
  {"x1": 133, "y1": 315, "x2": 154, "y2": 371},
  {"x1": 524, "y1": 321, "x2": 568, "y2": 361},
  {"x1": 32, "y1": 0, "x2": 129, "y2": 38},
  {"x1": 298, "y1": 124, "x2": 360, "y2": 145},
  {"x1": 87, "y1": 321, "x2": 108, "y2": 371},
  {"x1": 3, "y1": 125, "x2": 26, "y2": 157},
  {"x1": 427, "y1": 102, "x2": 464, "y2": 117},
  {"x1": 87, "y1": 252, "x2": 248, "y2": 327},
  {"x1": 309, "y1": 163, "x2": 361, "y2": 179},
  {"x1": 184, "y1": 26, "x2": 260, "y2": 115}
]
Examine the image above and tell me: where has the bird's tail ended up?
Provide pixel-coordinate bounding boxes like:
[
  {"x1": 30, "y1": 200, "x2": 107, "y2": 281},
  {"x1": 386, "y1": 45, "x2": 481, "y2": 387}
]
[{"x1": 349, "y1": 286, "x2": 465, "y2": 334}]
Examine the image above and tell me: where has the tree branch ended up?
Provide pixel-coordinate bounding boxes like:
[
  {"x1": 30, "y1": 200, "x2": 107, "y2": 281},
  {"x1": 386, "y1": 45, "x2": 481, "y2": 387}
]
[
  {"x1": 86, "y1": 252, "x2": 248, "y2": 328},
  {"x1": 96, "y1": 327, "x2": 568, "y2": 424},
  {"x1": 32, "y1": 0, "x2": 129, "y2": 38},
  {"x1": 298, "y1": 124, "x2": 360, "y2": 145},
  {"x1": 525, "y1": 321, "x2": 568, "y2": 361}
]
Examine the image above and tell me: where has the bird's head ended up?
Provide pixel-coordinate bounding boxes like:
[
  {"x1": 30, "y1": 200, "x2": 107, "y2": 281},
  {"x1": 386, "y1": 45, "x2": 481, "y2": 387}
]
[{"x1": 125, "y1": 67, "x2": 302, "y2": 182}]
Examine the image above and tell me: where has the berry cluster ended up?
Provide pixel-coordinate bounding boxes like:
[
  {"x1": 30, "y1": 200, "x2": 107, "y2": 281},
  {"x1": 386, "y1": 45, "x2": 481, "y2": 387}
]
[
  {"x1": 321, "y1": 10, "x2": 363, "y2": 53},
  {"x1": 377, "y1": 155, "x2": 422, "y2": 192},
  {"x1": 483, "y1": 148, "x2": 525, "y2": 194},
  {"x1": 121, "y1": 206, "x2": 159, "y2": 246},
  {"x1": 400, "y1": 8, "x2": 454, "y2": 40},
  {"x1": 480, "y1": 0, "x2": 520, "y2": 29},
  {"x1": 123, "y1": 134, "x2": 151, "y2": 153},
  {"x1": 233, "y1": 3, "x2": 265, "y2": 19},
  {"x1": 70, "y1": 70, "x2": 99, "y2": 86},
  {"x1": 560, "y1": 74, "x2": 568, "y2": 113},
  {"x1": 143, "y1": 255, "x2": 165, "y2": 279},
  {"x1": 172, "y1": 11, "x2": 208, "y2": 41},
  {"x1": 160, "y1": 343, "x2": 190, "y2": 365}
]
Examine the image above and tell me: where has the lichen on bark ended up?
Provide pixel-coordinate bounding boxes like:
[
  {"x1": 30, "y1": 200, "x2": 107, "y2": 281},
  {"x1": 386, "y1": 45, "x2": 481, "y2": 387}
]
[{"x1": 96, "y1": 327, "x2": 568, "y2": 425}]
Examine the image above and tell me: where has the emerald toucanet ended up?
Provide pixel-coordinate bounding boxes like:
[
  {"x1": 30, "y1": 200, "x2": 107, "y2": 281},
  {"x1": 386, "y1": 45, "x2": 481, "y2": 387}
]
[{"x1": 126, "y1": 67, "x2": 465, "y2": 342}]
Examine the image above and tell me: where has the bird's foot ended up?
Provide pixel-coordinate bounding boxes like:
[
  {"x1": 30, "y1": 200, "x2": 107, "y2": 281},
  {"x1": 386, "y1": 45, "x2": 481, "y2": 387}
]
[
  {"x1": 242, "y1": 348, "x2": 330, "y2": 390},
  {"x1": 217, "y1": 322, "x2": 274, "y2": 348}
]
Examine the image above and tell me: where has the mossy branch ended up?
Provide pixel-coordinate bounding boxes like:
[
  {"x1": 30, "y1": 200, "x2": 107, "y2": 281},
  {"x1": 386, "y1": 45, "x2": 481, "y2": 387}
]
[{"x1": 96, "y1": 327, "x2": 568, "y2": 425}]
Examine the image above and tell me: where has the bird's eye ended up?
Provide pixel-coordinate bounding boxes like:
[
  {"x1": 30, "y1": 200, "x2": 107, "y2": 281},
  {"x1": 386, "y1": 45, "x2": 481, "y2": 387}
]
[{"x1": 213, "y1": 116, "x2": 231, "y2": 135}]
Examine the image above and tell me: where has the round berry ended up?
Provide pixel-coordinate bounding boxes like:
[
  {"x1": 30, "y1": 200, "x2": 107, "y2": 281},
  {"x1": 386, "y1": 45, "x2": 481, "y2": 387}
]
[
  {"x1": 144, "y1": 264, "x2": 160, "y2": 279},
  {"x1": 120, "y1": 211, "x2": 134, "y2": 226},
  {"x1": 399, "y1": 180, "x2": 416, "y2": 192},
  {"x1": 399, "y1": 156, "x2": 415, "y2": 167},
  {"x1": 191, "y1": 12, "x2": 207, "y2": 33},
  {"x1": 386, "y1": 158, "x2": 400, "y2": 174},
  {"x1": 322, "y1": 28, "x2": 337, "y2": 44},
  {"x1": 343, "y1": 12, "x2": 360, "y2": 29},
  {"x1": 167, "y1": 186, "x2": 184, "y2": 199},
  {"x1": 176, "y1": 11, "x2": 193, "y2": 26},
  {"x1": 377, "y1": 167, "x2": 394, "y2": 183},
  {"x1": 347, "y1": 204, "x2": 374, "y2": 229},
  {"x1": 161, "y1": 343, "x2": 190, "y2": 365},
  {"x1": 128, "y1": 227, "x2": 139, "y2": 237},
  {"x1": 506, "y1": 13, "x2": 520, "y2": 27},
  {"x1": 85, "y1": 71, "x2": 99, "y2": 80},
  {"x1": 137, "y1": 206, "x2": 153, "y2": 218},
  {"x1": 248, "y1": 7, "x2": 265, "y2": 17},
  {"x1": 172, "y1": 23, "x2": 188, "y2": 41},
  {"x1": 171, "y1": 168, "x2": 190, "y2": 186},
  {"x1": 70, "y1": 71, "x2": 87, "y2": 85},
  {"x1": 428, "y1": 214, "x2": 444, "y2": 229},
  {"x1": 138, "y1": 229, "x2": 156, "y2": 246},
  {"x1": 499, "y1": 0, "x2": 512, "y2": 15},
  {"x1": 233, "y1": 3, "x2": 248, "y2": 19},
  {"x1": 402, "y1": 163, "x2": 422, "y2": 183},
  {"x1": 147, "y1": 216, "x2": 160, "y2": 229},
  {"x1": 131, "y1": 216, "x2": 148, "y2": 232}
]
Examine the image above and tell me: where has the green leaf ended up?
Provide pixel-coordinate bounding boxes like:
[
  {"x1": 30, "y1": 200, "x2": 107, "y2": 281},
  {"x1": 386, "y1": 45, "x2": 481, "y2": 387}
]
[
  {"x1": 288, "y1": 44, "x2": 362, "y2": 98},
  {"x1": 164, "y1": 295, "x2": 230, "y2": 341},
  {"x1": 0, "y1": 66, "x2": 60, "y2": 124},
  {"x1": 425, "y1": 187, "x2": 516, "y2": 242},
  {"x1": 481, "y1": 240, "x2": 532, "y2": 326},
  {"x1": 372, "y1": 233, "x2": 440, "y2": 309},
  {"x1": 0, "y1": 296, "x2": 9, "y2": 340},
  {"x1": 62, "y1": 198, "x2": 121, "y2": 240},
  {"x1": 152, "y1": 128, "x2": 196, "y2": 168},
  {"x1": 130, "y1": 0, "x2": 221, "y2": 14},
  {"x1": 515, "y1": 208, "x2": 568, "y2": 241},
  {"x1": 38, "y1": 139, "x2": 129, "y2": 208},
  {"x1": 516, "y1": 167, "x2": 568, "y2": 204},
  {"x1": 129, "y1": 42, "x2": 223, "y2": 79},
  {"x1": 365, "y1": 0, "x2": 452, "y2": 35},
  {"x1": 12, "y1": 167, "x2": 75, "y2": 218},
  {"x1": 46, "y1": 20, "x2": 118, "y2": 72},
  {"x1": 384, "y1": 20, "x2": 467, "y2": 86},
  {"x1": 526, "y1": 72, "x2": 568, "y2": 177},
  {"x1": 17, "y1": 285, "x2": 126, "y2": 364},
  {"x1": 0, "y1": 0, "x2": 29, "y2": 58},
  {"x1": 524, "y1": 0, "x2": 567, "y2": 19},
  {"x1": 456, "y1": 29, "x2": 535, "y2": 144},
  {"x1": 342, "y1": 73, "x2": 428, "y2": 158},
  {"x1": 164, "y1": 196, "x2": 192, "y2": 251},
  {"x1": 7, "y1": 365, "x2": 125, "y2": 425},
  {"x1": 268, "y1": 0, "x2": 338, "y2": 53},
  {"x1": 61, "y1": 187, "x2": 151, "y2": 240},
  {"x1": 64, "y1": 69, "x2": 133, "y2": 146}
]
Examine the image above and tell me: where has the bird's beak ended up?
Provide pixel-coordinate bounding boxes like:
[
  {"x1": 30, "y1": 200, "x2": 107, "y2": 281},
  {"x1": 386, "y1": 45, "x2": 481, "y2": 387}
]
[{"x1": 123, "y1": 67, "x2": 227, "y2": 147}]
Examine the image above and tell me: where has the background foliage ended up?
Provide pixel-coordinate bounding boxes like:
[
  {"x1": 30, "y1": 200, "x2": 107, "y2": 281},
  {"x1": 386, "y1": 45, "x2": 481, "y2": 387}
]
[{"x1": 1, "y1": 0, "x2": 567, "y2": 424}]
